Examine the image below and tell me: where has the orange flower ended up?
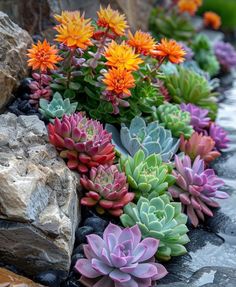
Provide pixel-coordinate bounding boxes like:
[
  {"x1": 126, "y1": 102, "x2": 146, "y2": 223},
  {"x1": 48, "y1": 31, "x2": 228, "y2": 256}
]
[
  {"x1": 97, "y1": 5, "x2": 128, "y2": 36},
  {"x1": 27, "y1": 39, "x2": 62, "y2": 71},
  {"x1": 54, "y1": 15, "x2": 94, "y2": 49},
  {"x1": 54, "y1": 11, "x2": 85, "y2": 24},
  {"x1": 127, "y1": 30, "x2": 156, "y2": 56},
  {"x1": 204, "y1": 12, "x2": 221, "y2": 30},
  {"x1": 194, "y1": 0, "x2": 202, "y2": 6},
  {"x1": 152, "y1": 38, "x2": 186, "y2": 64},
  {"x1": 178, "y1": 0, "x2": 198, "y2": 16},
  {"x1": 103, "y1": 67, "x2": 135, "y2": 96},
  {"x1": 104, "y1": 41, "x2": 143, "y2": 71}
]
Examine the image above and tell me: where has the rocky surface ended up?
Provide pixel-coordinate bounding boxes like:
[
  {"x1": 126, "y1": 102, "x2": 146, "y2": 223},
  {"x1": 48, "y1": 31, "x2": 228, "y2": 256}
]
[
  {"x1": 156, "y1": 75, "x2": 236, "y2": 287},
  {"x1": 0, "y1": 0, "x2": 99, "y2": 36},
  {"x1": 0, "y1": 113, "x2": 80, "y2": 276},
  {"x1": 0, "y1": 267, "x2": 45, "y2": 286},
  {"x1": 0, "y1": 12, "x2": 32, "y2": 111}
]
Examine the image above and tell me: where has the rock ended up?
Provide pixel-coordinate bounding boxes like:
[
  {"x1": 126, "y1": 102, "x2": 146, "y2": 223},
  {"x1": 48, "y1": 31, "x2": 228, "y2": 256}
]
[
  {"x1": 0, "y1": 0, "x2": 99, "y2": 36},
  {"x1": 0, "y1": 12, "x2": 32, "y2": 111},
  {"x1": 0, "y1": 113, "x2": 80, "y2": 276},
  {"x1": 83, "y1": 216, "x2": 108, "y2": 233},
  {"x1": 35, "y1": 270, "x2": 66, "y2": 287},
  {"x1": 75, "y1": 226, "x2": 94, "y2": 246},
  {"x1": 0, "y1": 267, "x2": 44, "y2": 286}
]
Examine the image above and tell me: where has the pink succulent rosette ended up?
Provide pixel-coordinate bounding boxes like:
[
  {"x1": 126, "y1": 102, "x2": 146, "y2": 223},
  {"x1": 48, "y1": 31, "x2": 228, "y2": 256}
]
[
  {"x1": 169, "y1": 155, "x2": 228, "y2": 226},
  {"x1": 75, "y1": 223, "x2": 168, "y2": 287}
]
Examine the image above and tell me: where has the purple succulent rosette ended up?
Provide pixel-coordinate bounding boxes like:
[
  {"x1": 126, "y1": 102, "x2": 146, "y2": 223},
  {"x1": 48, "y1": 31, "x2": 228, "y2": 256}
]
[
  {"x1": 75, "y1": 223, "x2": 168, "y2": 287},
  {"x1": 179, "y1": 42, "x2": 194, "y2": 61},
  {"x1": 209, "y1": 123, "x2": 230, "y2": 150},
  {"x1": 180, "y1": 103, "x2": 210, "y2": 133},
  {"x1": 214, "y1": 41, "x2": 236, "y2": 72},
  {"x1": 169, "y1": 155, "x2": 228, "y2": 227}
]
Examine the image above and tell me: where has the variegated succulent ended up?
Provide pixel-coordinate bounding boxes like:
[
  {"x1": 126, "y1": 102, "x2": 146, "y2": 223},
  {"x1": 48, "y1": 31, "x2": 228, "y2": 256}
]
[
  {"x1": 48, "y1": 113, "x2": 115, "y2": 173},
  {"x1": 121, "y1": 194, "x2": 189, "y2": 261},
  {"x1": 106, "y1": 117, "x2": 180, "y2": 162},
  {"x1": 80, "y1": 164, "x2": 134, "y2": 216}
]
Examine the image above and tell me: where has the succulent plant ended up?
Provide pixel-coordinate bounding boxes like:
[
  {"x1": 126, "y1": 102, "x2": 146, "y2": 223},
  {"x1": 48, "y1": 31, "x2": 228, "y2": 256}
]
[
  {"x1": 29, "y1": 72, "x2": 52, "y2": 107},
  {"x1": 154, "y1": 103, "x2": 194, "y2": 139},
  {"x1": 48, "y1": 113, "x2": 115, "y2": 173},
  {"x1": 75, "y1": 223, "x2": 168, "y2": 287},
  {"x1": 180, "y1": 132, "x2": 221, "y2": 164},
  {"x1": 163, "y1": 66, "x2": 219, "y2": 120},
  {"x1": 121, "y1": 194, "x2": 189, "y2": 261},
  {"x1": 80, "y1": 165, "x2": 134, "y2": 216},
  {"x1": 39, "y1": 92, "x2": 77, "y2": 122},
  {"x1": 209, "y1": 123, "x2": 230, "y2": 150},
  {"x1": 191, "y1": 34, "x2": 220, "y2": 77},
  {"x1": 179, "y1": 42, "x2": 194, "y2": 61},
  {"x1": 214, "y1": 41, "x2": 236, "y2": 72},
  {"x1": 149, "y1": 7, "x2": 195, "y2": 41},
  {"x1": 106, "y1": 117, "x2": 180, "y2": 162},
  {"x1": 169, "y1": 155, "x2": 228, "y2": 226},
  {"x1": 180, "y1": 103, "x2": 210, "y2": 133},
  {"x1": 119, "y1": 150, "x2": 175, "y2": 199}
]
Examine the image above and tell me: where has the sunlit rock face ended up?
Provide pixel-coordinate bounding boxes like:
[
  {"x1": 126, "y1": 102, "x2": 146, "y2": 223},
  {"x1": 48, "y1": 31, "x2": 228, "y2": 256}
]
[{"x1": 0, "y1": 113, "x2": 80, "y2": 276}]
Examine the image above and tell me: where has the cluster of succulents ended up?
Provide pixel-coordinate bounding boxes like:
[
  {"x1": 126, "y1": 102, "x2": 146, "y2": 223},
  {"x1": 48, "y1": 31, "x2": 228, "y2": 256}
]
[
  {"x1": 75, "y1": 223, "x2": 168, "y2": 287},
  {"x1": 106, "y1": 116, "x2": 180, "y2": 162},
  {"x1": 169, "y1": 155, "x2": 228, "y2": 226},
  {"x1": 163, "y1": 66, "x2": 219, "y2": 119},
  {"x1": 39, "y1": 92, "x2": 77, "y2": 122},
  {"x1": 121, "y1": 194, "x2": 189, "y2": 261},
  {"x1": 48, "y1": 113, "x2": 115, "y2": 173},
  {"x1": 154, "y1": 103, "x2": 194, "y2": 139},
  {"x1": 180, "y1": 132, "x2": 221, "y2": 164},
  {"x1": 191, "y1": 34, "x2": 220, "y2": 77},
  {"x1": 11, "y1": 4, "x2": 232, "y2": 286},
  {"x1": 214, "y1": 41, "x2": 236, "y2": 72},
  {"x1": 119, "y1": 150, "x2": 175, "y2": 199},
  {"x1": 80, "y1": 164, "x2": 134, "y2": 216},
  {"x1": 149, "y1": 7, "x2": 195, "y2": 41}
]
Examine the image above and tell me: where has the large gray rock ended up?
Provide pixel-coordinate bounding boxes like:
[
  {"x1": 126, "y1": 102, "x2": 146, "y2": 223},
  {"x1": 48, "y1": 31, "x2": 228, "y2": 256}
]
[
  {"x1": 0, "y1": 12, "x2": 32, "y2": 111},
  {"x1": 0, "y1": 113, "x2": 80, "y2": 276}
]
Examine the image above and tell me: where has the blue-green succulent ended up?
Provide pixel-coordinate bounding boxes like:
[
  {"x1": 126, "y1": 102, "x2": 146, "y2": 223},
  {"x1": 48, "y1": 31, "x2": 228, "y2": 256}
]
[
  {"x1": 106, "y1": 117, "x2": 180, "y2": 162},
  {"x1": 121, "y1": 194, "x2": 189, "y2": 261},
  {"x1": 39, "y1": 92, "x2": 77, "y2": 122}
]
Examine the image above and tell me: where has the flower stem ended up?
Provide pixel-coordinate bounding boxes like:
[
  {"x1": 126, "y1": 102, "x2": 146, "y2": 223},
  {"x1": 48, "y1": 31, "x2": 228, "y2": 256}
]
[{"x1": 66, "y1": 48, "x2": 76, "y2": 89}]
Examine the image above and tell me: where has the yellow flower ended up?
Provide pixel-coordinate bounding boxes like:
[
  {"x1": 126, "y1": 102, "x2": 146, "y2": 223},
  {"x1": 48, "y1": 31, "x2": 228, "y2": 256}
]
[
  {"x1": 27, "y1": 39, "x2": 62, "y2": 71},
  {"x1": 204, "y1": 12, "x2": 221, "y2": 30},
  {"x1": 152, "y1": 38, "x2": 186, "y2": 64},
  {"x1": 178, "y1": 0, "x2": 198, "y2": 16},
  {"x1": 54, "y1": 11, "x2": 85, "y2": 24},
  {"x1": 103, "y1": 67, "x2": 135, "y2": 96},
  {"x1": 54, "y1": 15, "x2": 94, "y2": 50},
  {"x1": 127, "y1": 30, "x2": 156, "y2": 56},
  {"x1": 97, "y1": 5, "x2": 128, "y2": 36},
  {"x1": 104, "y1": 41, "x2": 143, "y2": 71}
]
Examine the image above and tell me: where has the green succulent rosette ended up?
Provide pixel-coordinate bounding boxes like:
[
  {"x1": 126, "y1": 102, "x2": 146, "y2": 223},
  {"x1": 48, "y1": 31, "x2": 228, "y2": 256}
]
[
  {"x1": 118, "y1": 149, "x2": 175, "y2": 199},
  {"x1": 163, "y1": 67, "x2": 219, "y2": 120},
  {"x1": 154, "y1": 103, "x2": 194, "y2": 139},
  {"x1": 120, "y1": 194, "x2": 190, "y2": 261},
  {"x1": 39, "y1": 92, "x2": 77, "y2": 122}
]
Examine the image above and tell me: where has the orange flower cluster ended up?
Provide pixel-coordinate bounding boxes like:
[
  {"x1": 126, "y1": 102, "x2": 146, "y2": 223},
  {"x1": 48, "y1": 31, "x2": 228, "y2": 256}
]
[
  {"x1": 204, "y1": 12, "x2": 221, "y2": 30},
  {"x1": 127, "y1": 30, "x2": 156, "y2": 56},
  {"x1": 103, "y1": 68, "x2": 135, "y2": 96},
  {"x1": 152, "y1": 38, "x2": 186, "y2": 64},
  {"x1": 97, "y1": 5, "x2": 128, "y2": 36},
  {"x1": 178, "y1": 0, "x2": 202, "y2": 16},
  {"x1": 54, "y1": 11, "x2": 94, "y2": 49},
  {"x1": 27, "y1": 39, "x2": 62, "y2": 72}
]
